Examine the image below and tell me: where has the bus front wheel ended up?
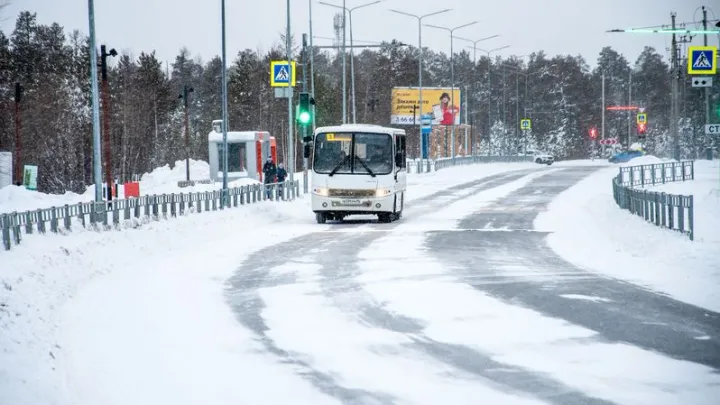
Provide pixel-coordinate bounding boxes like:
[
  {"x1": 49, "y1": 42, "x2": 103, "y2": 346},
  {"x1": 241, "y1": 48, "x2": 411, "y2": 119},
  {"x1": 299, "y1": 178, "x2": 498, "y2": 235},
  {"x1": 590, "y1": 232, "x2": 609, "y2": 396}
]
[
  {"x1": 315, "y1": 212, "x2": 327, "y2": 224},
  {"x1": 378, "y1": 213, "x2": 393, "y2": 223}
]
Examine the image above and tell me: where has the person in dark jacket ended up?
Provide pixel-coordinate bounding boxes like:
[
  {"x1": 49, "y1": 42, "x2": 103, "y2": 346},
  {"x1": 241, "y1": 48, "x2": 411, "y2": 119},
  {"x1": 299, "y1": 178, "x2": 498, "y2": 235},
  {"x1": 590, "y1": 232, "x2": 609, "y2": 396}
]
[
  {"x1": 276, "y1": 163, "x2": 287, "y2": 182},
  {"x1": 263, "y1": 157, "x2": 277, "y2": 183},
  {"x1": 275, "y1": 163, "x2": 288, "y2": 199},
  {"x1": 263, "y1": 157, "x2": 277, "y2": 199}
]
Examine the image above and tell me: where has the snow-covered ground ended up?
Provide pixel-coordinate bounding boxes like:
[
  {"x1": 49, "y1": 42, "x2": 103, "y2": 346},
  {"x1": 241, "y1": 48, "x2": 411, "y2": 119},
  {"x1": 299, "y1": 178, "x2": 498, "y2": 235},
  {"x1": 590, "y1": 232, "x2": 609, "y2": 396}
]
[
  {"x1": 536, "y1": 158, "x2": 720, "y2": 312},
  {"x1": 0, "y1": 161, "x2": 541, "y2": 405}
]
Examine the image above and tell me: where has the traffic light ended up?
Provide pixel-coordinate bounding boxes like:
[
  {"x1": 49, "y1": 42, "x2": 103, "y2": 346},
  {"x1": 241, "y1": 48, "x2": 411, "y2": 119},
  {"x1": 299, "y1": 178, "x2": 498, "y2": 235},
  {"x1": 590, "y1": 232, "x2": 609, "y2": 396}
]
[
  {"x1": 297, "y1": 92, "x2": 315, "y2": 126},
  {"x1": 637, "y1": 122, "x2": 646, "y2": 138},
  {"x1": 589, "y1": 127, "x2": 598, "y2": 139}
]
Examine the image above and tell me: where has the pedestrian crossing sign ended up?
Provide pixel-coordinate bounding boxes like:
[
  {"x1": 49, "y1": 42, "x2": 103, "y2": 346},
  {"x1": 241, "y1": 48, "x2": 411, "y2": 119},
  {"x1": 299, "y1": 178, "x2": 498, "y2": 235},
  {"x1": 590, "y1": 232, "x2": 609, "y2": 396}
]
[
  {"x1": 270, "y1": 60, "x2": 297, "y2": 87},
  {"x1": 636, "y1": 113, "x2": 647, "y2": 124},
  {"x1": 687, "y1": 46, "x2": 716, "y2": 75},
  {"x1": 520, "y1": 118, "x2": 531, "y2": 130}
]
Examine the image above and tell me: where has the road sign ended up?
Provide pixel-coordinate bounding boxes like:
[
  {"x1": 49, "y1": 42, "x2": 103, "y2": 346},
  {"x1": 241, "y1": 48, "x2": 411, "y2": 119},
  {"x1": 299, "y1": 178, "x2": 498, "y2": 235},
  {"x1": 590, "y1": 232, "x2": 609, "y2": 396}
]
[
  {"x1": 599, "y1": 138, "x2": 618, "y2": 145},
  {"x1": 520, "y1": 118, "x2": 531, "y2": 130},
  {"x1": 636, "y1": 113, "x2": 647, "y2": 124},
  {"x1": 687, "y1": 46, "x2": 717, "y2": 75},
  {"x1": 270, "y1": 60, "x2": 296, "y2": 87},
  {"x1": 705, "y1": 124, "x2": 720, "y2": 135},
  {"x1": 691, "y1": 77, "x2": 713, "y2": 88}
]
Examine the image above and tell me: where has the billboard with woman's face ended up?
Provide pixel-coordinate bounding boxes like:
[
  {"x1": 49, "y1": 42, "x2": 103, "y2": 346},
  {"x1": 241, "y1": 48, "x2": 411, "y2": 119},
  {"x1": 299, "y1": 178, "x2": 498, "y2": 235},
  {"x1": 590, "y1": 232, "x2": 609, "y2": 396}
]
[{"x1": 390, "y1": 87, "x2": 461, "y2": 126}]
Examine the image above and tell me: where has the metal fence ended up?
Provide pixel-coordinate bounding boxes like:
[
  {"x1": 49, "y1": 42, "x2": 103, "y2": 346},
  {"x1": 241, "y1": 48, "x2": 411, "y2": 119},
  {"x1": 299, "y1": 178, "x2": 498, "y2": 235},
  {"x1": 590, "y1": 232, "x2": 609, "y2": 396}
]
[
  {"x1": 612, "y1": 160, "x2": 695, "y2": 240},
  {"x1": 1, "y1": 155, "x2": 532, "y2": 251},
  {"x1": 407, "y1": 155, "x2": 534, "y2": 173},
  {"x1": 1, "y1": 180, "x2": 300, "y2": 251}
]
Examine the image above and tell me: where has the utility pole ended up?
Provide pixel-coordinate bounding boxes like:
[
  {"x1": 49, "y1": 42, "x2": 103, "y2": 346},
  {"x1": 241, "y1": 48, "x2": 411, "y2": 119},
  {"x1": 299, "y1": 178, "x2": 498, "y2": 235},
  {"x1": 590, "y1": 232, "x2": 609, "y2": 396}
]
[
  {"x1": 342, "y1": 0, "x2": 347, "y2": 124},
  {"x1": 286, "y1": 0, "x2": 295, "y2": 181},
  {"x1": 13, "y1": 83, "x2": 23, "y2": 185},
  {"x1": 515, "y1": 73, "x2": 519, "y2": 150},
  {"x1": 702, "y1": 6, "x2": 710, "y2": 126},
  {"x1": 601, "y1": 72, "x2": 605, "y2": 141},
  {"x1": 88, "y1": 0, "x2": 103, "y2": 203},
  {"x1": 628, "y1": 70, "x2": 632, "y2": 145},
  {"x1": 309, "y1": 0, "x2": 316, "y2": 132},
  {"x1": 100, "y1": 45, "x2": 117, "y2": 201},
  {"x1": 670, "y1": 12, "x2": 680, "y2": 161},
  {"x1": 179, "y1": 84, "x2": 194, "y2": 181},
  {"x1": 302, "y1": 33, "x2": 309, "y2": 193},
  {"x1": 221, "y1": 0, "x2": 229, "y2": 207}
]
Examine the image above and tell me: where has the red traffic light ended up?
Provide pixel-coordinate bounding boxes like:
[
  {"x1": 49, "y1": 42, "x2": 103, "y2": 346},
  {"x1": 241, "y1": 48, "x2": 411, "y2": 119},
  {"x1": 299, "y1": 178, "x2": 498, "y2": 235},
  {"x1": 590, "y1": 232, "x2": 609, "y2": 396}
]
[
  {"x1": 637, "y1": 123, "x2": 646, "y2": 134},
  {"x1": 589, "y1": 127, "x2": 598, "y2": 139}
]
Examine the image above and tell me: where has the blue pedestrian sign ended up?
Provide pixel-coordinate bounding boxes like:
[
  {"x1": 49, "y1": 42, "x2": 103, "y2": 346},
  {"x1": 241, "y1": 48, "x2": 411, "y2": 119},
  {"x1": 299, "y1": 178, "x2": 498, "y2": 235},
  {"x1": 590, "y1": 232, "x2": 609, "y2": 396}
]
[
  {"x1": 520, "y1": 118, "x2": 532, "y2": 130},
  {"x1": 687, "y1": 46, "x2": 717, "y2": 75},
  {"x1": 270, "y1": 60, "x2": 297, "y2": 87}
]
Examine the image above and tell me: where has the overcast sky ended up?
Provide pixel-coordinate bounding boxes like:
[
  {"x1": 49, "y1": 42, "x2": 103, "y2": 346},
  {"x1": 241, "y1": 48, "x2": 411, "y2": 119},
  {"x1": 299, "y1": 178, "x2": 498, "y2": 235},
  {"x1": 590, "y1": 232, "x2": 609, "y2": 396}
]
[{"x1": 2, "y1": 0, "x2": 718, "y2": 69}]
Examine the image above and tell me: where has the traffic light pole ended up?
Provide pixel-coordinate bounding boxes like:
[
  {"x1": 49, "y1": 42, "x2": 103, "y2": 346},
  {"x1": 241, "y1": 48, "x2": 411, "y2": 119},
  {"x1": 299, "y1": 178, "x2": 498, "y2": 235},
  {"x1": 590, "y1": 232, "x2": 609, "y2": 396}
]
[{"x1": 302, "y1": 34, "x2": 309, "y2": 194}]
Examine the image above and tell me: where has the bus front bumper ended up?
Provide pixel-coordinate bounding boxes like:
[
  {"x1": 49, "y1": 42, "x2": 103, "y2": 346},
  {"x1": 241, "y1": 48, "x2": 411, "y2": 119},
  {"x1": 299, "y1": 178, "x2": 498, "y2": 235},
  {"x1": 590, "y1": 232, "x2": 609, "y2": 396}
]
[{"x1": 311, "y1": 194, "x2": 396, "y2": 213}]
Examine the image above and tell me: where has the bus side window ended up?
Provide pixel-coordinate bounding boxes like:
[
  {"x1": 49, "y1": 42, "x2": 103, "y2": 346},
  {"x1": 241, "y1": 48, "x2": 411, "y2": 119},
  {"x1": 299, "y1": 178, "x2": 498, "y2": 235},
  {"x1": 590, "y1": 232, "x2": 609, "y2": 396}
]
[{"x1": 395, "y1": 134, "x2": 406, "y2": 168}]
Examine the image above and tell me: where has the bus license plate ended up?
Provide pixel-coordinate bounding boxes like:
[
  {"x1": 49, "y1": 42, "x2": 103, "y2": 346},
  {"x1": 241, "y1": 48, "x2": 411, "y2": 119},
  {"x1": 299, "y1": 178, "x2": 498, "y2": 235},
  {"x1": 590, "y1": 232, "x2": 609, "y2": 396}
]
[{"x1": 333, "y1": 199, "x2": 365, "y2": 207}]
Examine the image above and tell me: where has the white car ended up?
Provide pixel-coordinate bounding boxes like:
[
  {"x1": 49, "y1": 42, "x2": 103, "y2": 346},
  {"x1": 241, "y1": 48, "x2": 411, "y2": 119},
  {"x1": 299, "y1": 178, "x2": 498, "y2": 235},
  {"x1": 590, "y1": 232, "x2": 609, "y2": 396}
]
[
  {"x1": 520, "y1": 150, "x2": 554, "y2": 165},
  {"x1": 533, "y1": 152, "x2": 554, "y2": 165}
]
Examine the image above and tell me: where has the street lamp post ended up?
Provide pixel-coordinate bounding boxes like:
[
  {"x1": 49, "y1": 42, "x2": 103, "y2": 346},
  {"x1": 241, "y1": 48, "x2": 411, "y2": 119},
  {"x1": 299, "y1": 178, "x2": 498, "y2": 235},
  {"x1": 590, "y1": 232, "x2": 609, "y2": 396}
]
[
  {"x1": 220, "y1": 0, "x2": 229, "y2": 207},
  {"x1": 389, "y1": 8, "x2": 451, "y2": 160},
  {"x1": 463, "y1": 45, "x2": 510, "y2": 155},
  {"x1": 179, "y1": 84, "x2": 194, "y2": 181},
  {"x1": 100, "y1": 45, "x2": 117, "y2": 201},
  {"x1": 320, "y1": 0, "x2": 383, "y2": 124},
  {"x1": 424, "y1": 21, "x2": 479, "y2": 162}
]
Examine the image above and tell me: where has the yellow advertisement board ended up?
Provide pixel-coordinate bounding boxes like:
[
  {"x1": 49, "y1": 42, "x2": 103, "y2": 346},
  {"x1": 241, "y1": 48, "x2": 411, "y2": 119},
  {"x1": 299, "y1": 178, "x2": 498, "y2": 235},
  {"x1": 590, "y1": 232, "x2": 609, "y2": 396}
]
[{"x1": 391, "y1": 87, "x2": 461, "y2": 126}]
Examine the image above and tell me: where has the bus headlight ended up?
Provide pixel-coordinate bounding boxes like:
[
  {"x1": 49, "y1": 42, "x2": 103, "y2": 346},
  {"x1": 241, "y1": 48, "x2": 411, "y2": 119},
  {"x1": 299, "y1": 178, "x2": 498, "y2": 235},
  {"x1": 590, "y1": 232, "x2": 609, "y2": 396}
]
[
  {"x1": 313, "y1": 187, "x2": 329, "y2": 196},
  {"x1": 375, "y1": 188, "x2": 392, "y2": 197}
]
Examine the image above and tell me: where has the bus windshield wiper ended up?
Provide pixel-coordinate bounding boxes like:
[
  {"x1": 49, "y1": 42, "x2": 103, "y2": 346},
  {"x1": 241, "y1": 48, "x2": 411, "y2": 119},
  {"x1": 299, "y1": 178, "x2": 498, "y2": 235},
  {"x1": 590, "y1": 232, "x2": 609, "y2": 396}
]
[
  {"x1": 354, "y1": 156, "x2": 375, "y2": 177},
  {"x1": 329, "y1": 155, "x2": 350, "y2": 176}
]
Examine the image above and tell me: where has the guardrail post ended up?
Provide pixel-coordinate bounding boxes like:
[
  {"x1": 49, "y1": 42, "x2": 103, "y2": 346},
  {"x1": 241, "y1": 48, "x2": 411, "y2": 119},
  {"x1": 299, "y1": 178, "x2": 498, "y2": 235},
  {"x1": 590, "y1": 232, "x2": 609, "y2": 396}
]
[
  {"x1": 161, "y1": 195, "x2": 168, "y2": 218},
  {"x1": 205, "y1": 192, "x2": 211, "y2": 212},
  {"x1": 212, "y1": 191, "x2": 218, "y2": 211},
  {"x1": 25, "y1": 212, "x2": 33, "y2": 234},
  {"x1": 170, "y1": 194, "x2": 177, "y2": 217},
  {"x1": 1, "y1": 214, "x2": 10, "y2": 250},
  {"x1": 64, "y1": 205, "x2": 71, "y2": 231},
  {"x1": 11, "y1": 213, "x2": 20, "y2": 245},
  {"x1": 678, "y1": 196, "x2": 685, "y2": 235},
  {"x1": 37, "y1": 209, "x2": 46, "y2": 233},
  {"x1": 689, "y1": 195, "x2": 694, "y2": 241}
]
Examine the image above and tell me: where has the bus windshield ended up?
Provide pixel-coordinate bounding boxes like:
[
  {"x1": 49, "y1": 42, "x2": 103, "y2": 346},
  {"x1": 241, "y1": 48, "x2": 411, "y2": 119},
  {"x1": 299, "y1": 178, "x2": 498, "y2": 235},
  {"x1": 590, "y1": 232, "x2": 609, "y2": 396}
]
[{"x1": 313, "y1": 132, "x2": 393, "y2": 176}]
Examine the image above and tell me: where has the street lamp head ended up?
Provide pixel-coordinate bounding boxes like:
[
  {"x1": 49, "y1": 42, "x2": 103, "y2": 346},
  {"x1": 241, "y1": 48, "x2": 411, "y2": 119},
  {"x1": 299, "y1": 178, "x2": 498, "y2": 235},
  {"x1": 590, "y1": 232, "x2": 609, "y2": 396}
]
[
  {"x1": 109, "y1": 48, "x2": 118, "y2": 57},
  {"x1": 423, "y1": 23, "x2": 450, "y2": 32}
]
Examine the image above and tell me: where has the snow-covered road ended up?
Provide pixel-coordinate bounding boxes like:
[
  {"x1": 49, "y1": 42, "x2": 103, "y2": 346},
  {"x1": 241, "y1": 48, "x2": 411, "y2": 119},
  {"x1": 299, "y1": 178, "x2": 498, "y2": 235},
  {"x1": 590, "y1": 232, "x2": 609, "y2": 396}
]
[{"x1": 3, "y1": 162, "x2": 719, "y2": 405}]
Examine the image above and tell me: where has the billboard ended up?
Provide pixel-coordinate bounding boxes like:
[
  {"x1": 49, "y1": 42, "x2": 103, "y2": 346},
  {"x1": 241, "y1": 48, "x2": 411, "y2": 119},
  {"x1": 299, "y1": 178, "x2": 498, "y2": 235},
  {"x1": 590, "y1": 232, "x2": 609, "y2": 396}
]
[{"x1": 391, "y1": 87, "x2": 461, "y2": 126}]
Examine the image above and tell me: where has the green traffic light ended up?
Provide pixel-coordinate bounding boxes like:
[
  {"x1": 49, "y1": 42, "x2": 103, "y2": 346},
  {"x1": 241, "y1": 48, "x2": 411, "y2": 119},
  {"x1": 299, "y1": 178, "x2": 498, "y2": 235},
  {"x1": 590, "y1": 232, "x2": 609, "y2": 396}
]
[{"x1": 298, "y1": 111, "x2": 311, "y2": 124}]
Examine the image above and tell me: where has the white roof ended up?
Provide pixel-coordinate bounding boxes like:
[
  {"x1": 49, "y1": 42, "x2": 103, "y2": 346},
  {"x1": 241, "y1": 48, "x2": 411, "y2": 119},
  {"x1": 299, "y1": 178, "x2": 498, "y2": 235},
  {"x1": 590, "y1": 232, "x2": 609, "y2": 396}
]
[
  {"x1": 314, "y1": 123, "x2": 404, "y2": 135},
  {"x1": 208, "y1": 131, "x2": 271, "y2": 143}
]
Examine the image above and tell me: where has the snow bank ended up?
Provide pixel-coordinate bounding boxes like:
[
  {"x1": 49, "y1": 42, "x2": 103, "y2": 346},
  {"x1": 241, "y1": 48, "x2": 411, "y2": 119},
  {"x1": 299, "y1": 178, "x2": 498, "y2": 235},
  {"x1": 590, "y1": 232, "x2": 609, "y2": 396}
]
[
  {"x1": 535, "y1": 159, "x2": 720, "y2": 312},
  {"x1": 0, "y1": 161, "x2": 542, "y2": 405}
]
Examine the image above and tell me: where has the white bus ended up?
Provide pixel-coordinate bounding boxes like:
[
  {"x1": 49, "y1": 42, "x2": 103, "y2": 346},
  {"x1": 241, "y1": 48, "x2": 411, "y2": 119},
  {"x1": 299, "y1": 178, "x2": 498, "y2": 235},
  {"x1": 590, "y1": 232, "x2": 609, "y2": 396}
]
[{"x1": 311, "y1": 124, "x2": 407, "y2": 224}]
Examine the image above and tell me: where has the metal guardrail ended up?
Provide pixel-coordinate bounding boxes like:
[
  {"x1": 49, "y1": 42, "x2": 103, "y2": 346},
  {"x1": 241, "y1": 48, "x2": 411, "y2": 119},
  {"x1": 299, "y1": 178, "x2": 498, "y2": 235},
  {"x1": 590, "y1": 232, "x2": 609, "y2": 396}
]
[
  {"x1": 1, "y1": 155, "x2": 532, "y2": 251},
  {"x1": 407, "y1": 155, "x2": 534, "y2": 173},
  {"x1": 1, "y1": 180, "x2": 300, "y2": 251},
  {"x1": 612, "y1": 160, "x2": 695, "y2": 240}
]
